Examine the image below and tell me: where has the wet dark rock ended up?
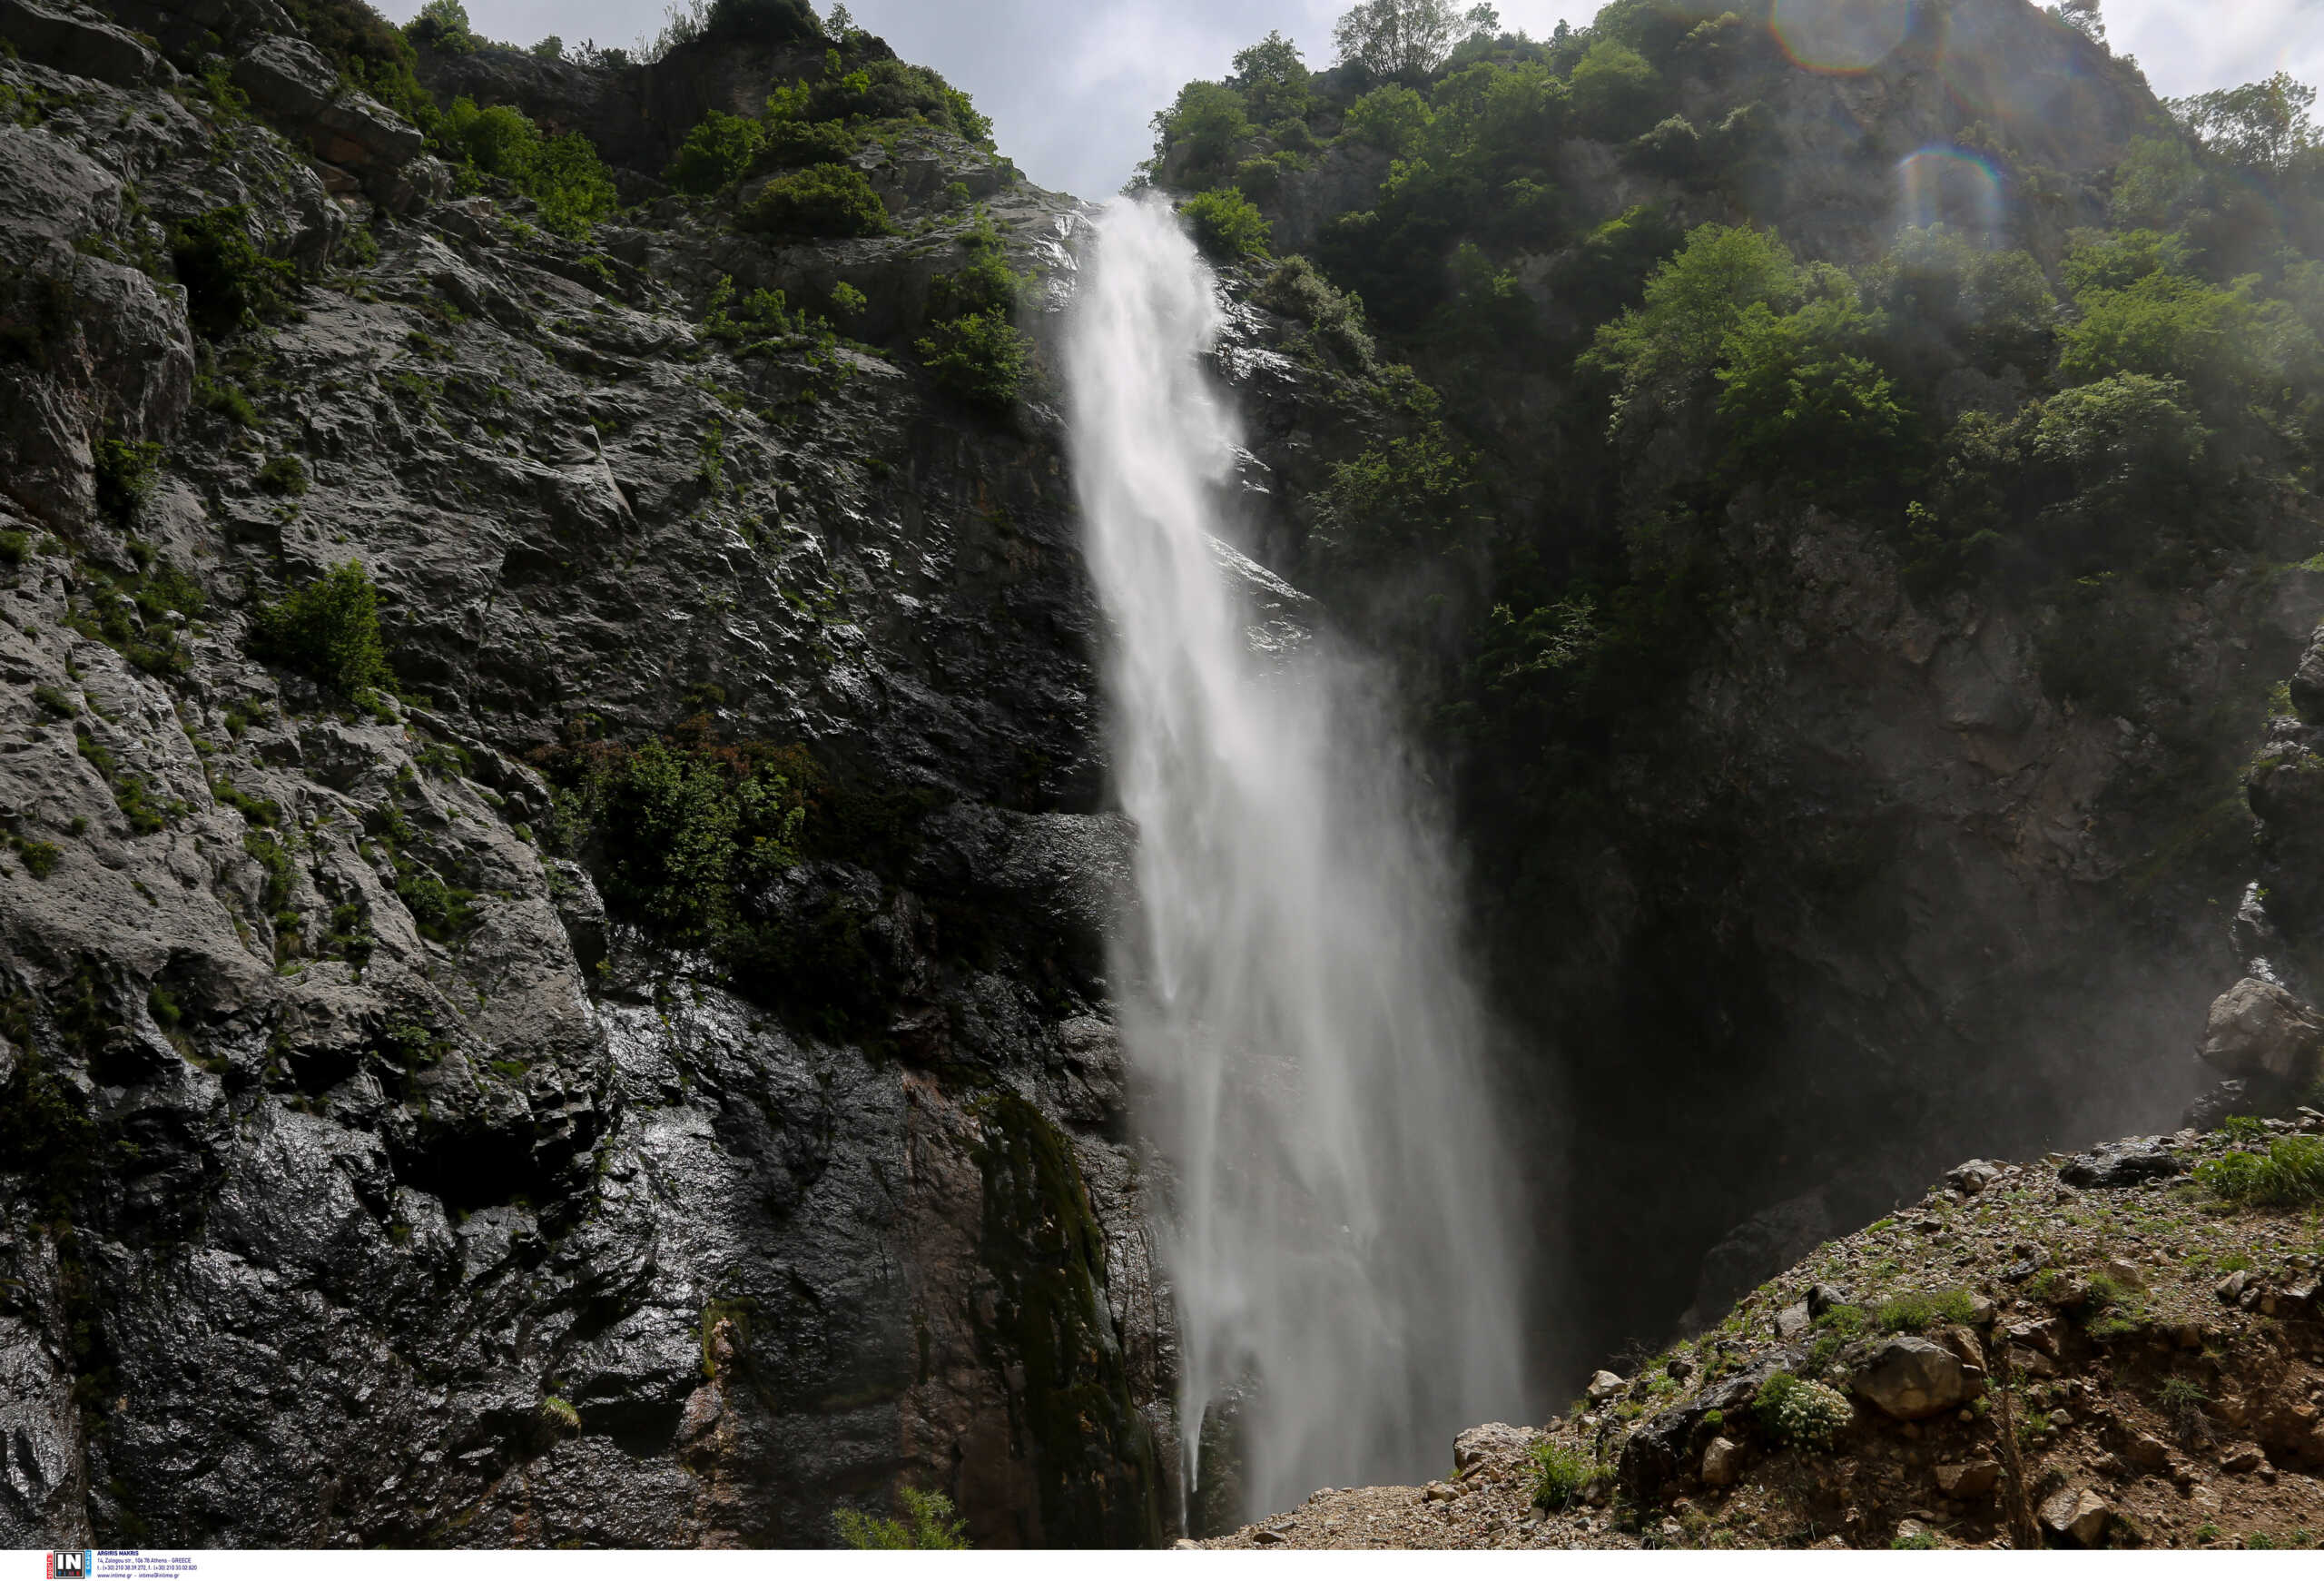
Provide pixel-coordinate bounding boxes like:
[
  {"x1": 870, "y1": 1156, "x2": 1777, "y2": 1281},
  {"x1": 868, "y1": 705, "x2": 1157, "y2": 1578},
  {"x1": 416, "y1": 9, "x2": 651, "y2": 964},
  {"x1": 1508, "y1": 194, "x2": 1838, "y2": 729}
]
[{"x1": 2056, "y1": 1139, "x2": 2185, "y2": 1190}]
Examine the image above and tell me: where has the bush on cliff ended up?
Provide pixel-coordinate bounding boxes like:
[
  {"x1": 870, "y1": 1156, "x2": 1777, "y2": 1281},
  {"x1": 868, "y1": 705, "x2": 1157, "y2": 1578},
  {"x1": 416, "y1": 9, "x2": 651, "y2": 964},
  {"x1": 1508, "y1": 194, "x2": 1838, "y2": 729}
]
[
  {"x1": 170, "y1": 206, "x2": 300, "y2": 341},
  {"x1": 739, "y1": 163, "x2": 891, "y2": 239},
  {"x1": 1180, "y1": 189, "x2": 1272, "y2": 261},
  {"x1": 665, "y1": 109, "x2": 764, "y2": 193},
  {"x1": 438, "y1": 96, "x2": 618, "y2": 235},
  {"x1": 251, "y1": 561, "x2": 397, "y2": 701}
]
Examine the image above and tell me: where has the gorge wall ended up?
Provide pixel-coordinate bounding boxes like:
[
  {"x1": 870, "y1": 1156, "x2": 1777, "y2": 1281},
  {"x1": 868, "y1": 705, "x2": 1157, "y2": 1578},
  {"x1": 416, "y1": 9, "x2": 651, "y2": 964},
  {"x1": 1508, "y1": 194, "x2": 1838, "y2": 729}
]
[
  {"x1": 3, "y1": 0, "x2": 2323, "y2": 1551},
  {"x1": 0, "y1": 0, "x2": 1169, "y2": 1548}
]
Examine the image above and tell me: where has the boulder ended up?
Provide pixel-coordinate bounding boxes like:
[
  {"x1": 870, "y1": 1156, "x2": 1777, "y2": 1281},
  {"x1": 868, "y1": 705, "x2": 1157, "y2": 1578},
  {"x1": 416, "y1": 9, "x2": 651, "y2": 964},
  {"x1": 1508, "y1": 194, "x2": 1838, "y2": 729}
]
[
  {"x1": 2058, "y1": 1138, "x2": 2184, "y2": 1189},
  {"x1": 0, "y1": 0, "x2": 172, "y2": 89},
  {"x1": 1850, "y1": 1336, "x2": 1984, "y2": 1420},
  {"x1": 1700, "y1": 1437, "x2": 1745, "y2": 1487},
  {"x1": 1945, "y1": 1159, "x2": 2005, "y2": 1194},
  {"x1": 231, "y1": 35, "x2": 422, "y2": 172},
  {"x1": 2039, "y1": 1487, "x2": 2111, "y2": 1546},
  {"x1": 1585, "y1": 1369, "x2": 1626, "y2": 1404},
  {"x1": 1933, "y1": 1459, "x2": 1999, "y2": 1497},
  {"x1": 2290, "y1": 621, "x2": 2324, "y2": 720},
  {"x1": 2198, "y1": 978, "x2": 2324, "y2": 1083},
  {"x1": 1775, "y1": 1300, "x2": 1811, "y2": 1340},
  {"x1": 1452, "y1": 1422, "x2": 1529, "y2": 1473}
]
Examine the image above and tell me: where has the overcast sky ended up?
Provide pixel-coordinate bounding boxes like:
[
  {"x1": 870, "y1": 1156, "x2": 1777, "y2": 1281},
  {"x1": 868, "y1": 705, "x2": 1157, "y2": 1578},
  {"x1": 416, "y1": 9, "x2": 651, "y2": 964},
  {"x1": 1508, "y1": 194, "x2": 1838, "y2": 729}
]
[{"x1": 373, "y1": 1, "x2": 2324, "y2": 199}]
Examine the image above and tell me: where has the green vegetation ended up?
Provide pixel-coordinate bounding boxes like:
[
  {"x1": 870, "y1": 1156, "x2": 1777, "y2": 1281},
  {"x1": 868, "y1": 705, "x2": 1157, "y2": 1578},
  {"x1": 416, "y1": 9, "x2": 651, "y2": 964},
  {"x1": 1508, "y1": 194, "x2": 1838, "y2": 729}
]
[
  {"x1": 256, "y1": 455, "x2": 310, "y2": 497},
  {"x1": 834, "y1": 1487, "x2": 970, "y2": 1549},
  {"x1": 250, "y1": 562, "x2": 396, "y2": 701},
  {"x1": 93, "y1": 438, "x2": 161, "y2": 523},
  {"x1": 540, "y1": 734, "x2": 806, "y2": 944},
  {"x1": 738, "y1": 163, "x2": 891, "y2": 239},
  {"x1": 914, "y1": 216, "x2": 1033, "y2": 410},
  {"x1": 438, "y1": 96, "x2": 617, "y2": 236},
  {"x1": 170, "y1": 207, "x2": 299, "y2": 340},
  {"x1": 1180, "y1": 189, "x2": 1272, "y2": 260},
  {"x1": 1872, "y1": 1289, "x2": 1981, "y2": 1333},
  {"x1": 2196, "y1": 1135, "x2": 2324, "y2": 1208},
  {"x1": 1529, "y1": 1442, "x2": 1604, "y2": 1508},
  {"x1": 1754, "y1": 1371, "x2": 1851, "y2": 1449},
  {"x1": 665, "y1": 109, "x2": 765, "y2": 193}
]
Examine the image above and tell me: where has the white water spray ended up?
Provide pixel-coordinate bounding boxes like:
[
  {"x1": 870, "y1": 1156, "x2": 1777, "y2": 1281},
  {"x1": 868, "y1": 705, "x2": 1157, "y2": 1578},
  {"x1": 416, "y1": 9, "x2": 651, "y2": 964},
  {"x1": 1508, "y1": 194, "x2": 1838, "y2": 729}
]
[{"x1": 1065, "y1": 200, "x2": 1527, "y2": 1521}]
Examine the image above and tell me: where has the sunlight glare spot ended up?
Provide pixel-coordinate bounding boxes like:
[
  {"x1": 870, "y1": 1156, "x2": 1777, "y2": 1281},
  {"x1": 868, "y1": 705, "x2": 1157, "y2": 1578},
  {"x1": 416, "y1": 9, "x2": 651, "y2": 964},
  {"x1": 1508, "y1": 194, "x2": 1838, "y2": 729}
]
[{"x1": 1771, "y1": 0, "x2": 1914, "y2": 74}]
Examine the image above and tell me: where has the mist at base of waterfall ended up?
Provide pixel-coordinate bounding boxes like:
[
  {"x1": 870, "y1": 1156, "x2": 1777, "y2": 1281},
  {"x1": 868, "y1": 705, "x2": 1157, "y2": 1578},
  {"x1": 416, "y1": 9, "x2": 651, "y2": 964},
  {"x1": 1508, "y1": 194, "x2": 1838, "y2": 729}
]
[{"x1": 1064, "y1": 197, "x2": 1531, "y2": 1523}]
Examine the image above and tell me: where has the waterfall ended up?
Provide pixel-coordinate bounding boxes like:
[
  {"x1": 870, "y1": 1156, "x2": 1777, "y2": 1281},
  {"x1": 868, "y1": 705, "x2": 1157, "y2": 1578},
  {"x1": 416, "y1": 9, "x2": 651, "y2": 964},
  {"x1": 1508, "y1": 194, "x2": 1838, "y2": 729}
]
[{"x1": 1065, "y1": 199, "x2": 1528, "y2": 1523}]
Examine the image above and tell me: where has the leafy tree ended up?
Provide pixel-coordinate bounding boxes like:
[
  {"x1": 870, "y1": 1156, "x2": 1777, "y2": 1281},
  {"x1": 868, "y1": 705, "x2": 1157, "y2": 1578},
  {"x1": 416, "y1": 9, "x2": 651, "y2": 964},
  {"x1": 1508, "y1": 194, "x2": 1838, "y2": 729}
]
[
  {"x1": 1714, "y1": 295, "x2": 1914, "y2": 488},
  {"x1": 1569, "y1": 39, "x2": 1662, "y2": 141},
  {"x1": 2058, "y1": 269, "x2": 2257, "y2": 397},
  {"x1": 1231, "y1": 30, "x2": 1312, "y2": 123},
  {"x1": 1345, "y1": 82, "x2": 1433, "y2": 155},
  {"x1": 529, "y1": 35, "x2": 562, "y2": 60},
  {"x1": 2110, "y1": 134, "x2": 2204, "y2": 228},
  {"x1": 2048, "y1": 0, "x2": 2104, "y2": 44},
  {"x1": 1585, "y1": 222, "x2": 1799, "y2": 430},
  {"x1": 666, "y1": 109, "x2": 765, "y2": 193},
  {"x1": 2170, "y1": 72, "x2": 2319, "y2": 173},
  {"x1": 1332, "y1": 0, "x2": 1500, "y2": 80},
  {"x1": 1181, "y1": 190, "x2": 1272, "y2": 260},
  {"x1": 404, "y1": 0, "x2": 477, "y2": 54},
  {"x1": 740, "y1": 163, "x2": 891, "y2": 238},
  {"x1": 1148, "y1": 80, "x2": 1251, "y2": 185}
]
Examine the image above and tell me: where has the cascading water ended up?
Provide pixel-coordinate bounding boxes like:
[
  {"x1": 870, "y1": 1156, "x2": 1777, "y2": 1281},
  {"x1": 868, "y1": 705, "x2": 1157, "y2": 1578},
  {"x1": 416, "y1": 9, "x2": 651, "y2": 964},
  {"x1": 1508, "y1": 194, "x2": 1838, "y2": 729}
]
[{"x1": 1065, "y1": 198, "x2": 1528, "y2": 1524}]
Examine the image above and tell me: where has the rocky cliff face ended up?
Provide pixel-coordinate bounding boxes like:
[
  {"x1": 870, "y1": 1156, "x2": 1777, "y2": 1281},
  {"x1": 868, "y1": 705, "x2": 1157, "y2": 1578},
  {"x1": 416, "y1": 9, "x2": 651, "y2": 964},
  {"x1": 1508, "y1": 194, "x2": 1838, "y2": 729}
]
[
  {"x1": 1178, "y1": 0, "x2": 2324, "y2": 1378},
  {"x1": 0, "y1": 0, "x2": 1173, "y2": 1548}
]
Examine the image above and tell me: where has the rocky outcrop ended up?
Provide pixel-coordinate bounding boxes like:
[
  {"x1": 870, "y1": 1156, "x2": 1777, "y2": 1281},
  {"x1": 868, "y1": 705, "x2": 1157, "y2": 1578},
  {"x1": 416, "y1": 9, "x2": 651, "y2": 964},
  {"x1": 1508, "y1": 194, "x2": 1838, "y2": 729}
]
[{"x1": 0, "y1": 0, "x2": 1173, "y2": 1551}]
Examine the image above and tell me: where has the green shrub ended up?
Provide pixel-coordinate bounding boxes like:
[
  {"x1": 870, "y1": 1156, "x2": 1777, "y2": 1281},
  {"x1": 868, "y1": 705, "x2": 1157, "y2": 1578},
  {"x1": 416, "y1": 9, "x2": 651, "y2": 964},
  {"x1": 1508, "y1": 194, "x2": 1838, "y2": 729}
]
[
  {"x1": 1714, "y1": 296, "x2": 1914, "y2": 489},
  {"x1": 13, "y1": 836, "x2": 59, "y2": 877},
  {"x1": 403, "y1": 0, "x2": 478, "y2": 53},
  {"x1": 701, "y1": 276, "x2": 822, "y2": 350},
  {"x1": 256, "y1": 455, "x2": 310, "y2": 496},
  {"x1": 438, "y1": 97, "x2": 617, "y2": 236},
  {"x1": 1570, "y1": 40, "x2": 1664, "y2": 141},
  {"x1": 94, "y1": 438, "x2": 162, "y2": 522},
  {"x1": 916, "y1": 311, "x2": 1029, "y2": 410},
  {"x1": 251, "y1": 561, "x2": 395, "y2": 699},
  {"x1": 197, "y1": 376, "x2": 260, "y2": 427},
  {"x1": 1872, "y1": 1290, "x2": 1980, "y2": 1333},
  {"x1": 738, "y1": 163, "x2": 891, "y2": 239},
  {"x1": 171, "y1": 206, "x2": 299, "y2": 340},
  {"x1": 666, "y1": 109, "x2": 765, "y2": 193},
  {"x1": 1754, "y1": 1371, "x2": 1852, "y2": 1449},
  {"x1": 835, "y1": 1487, "x2": 969, "y2": 1549},
  {"x1": 1146, "y1": 79, "x2": 1252, "y2": 183},
  {"x1": 1529, "y1": 1443, "x2": 1603, "y2": 1509},
  {"x1": 1344, "y1": 83, "x2": 1431, "y2": 157},
  {"x1": 2196, "y1": 1136, "x2": 2324, "y2": 1208},
  {"x1": 756, "y1": 116, "x2": 858, "y2": 167},
  {"x1": 1256, "y1": 254, "x2": 1377, "y2": 371},
  {"x1": 547, "y1": 737, "x2": 805, "y2": 943},
  {"x1": 1180, "y1": 189, "x2": 1271, "y2": 261}
]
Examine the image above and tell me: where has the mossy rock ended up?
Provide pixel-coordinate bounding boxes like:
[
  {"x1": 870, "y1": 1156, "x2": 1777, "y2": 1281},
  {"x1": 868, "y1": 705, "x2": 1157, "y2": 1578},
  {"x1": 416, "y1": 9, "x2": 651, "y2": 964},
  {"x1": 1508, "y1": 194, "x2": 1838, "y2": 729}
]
[{"x1": 975, "y1": 1093, "x2": 1163, "y2": 1546}]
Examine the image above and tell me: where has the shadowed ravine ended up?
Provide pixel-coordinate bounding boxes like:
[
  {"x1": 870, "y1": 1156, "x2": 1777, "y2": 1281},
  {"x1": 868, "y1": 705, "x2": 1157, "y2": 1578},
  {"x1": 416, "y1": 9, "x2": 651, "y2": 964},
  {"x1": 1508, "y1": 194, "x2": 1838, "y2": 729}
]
[{"x1": 1065, "y1": 199, "x2": 1529, "y2": 1526}]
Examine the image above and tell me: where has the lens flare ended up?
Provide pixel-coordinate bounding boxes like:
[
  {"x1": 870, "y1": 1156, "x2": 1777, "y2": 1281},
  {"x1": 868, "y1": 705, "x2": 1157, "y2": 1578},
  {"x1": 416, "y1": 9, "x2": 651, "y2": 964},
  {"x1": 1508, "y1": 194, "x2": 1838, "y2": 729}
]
[
  {"x1": 1771, "y1": 0, "x2": 1913, "y2": 74},
  {"x1": 1895, "y1": 145, "x2": 2007, "y2": 240}
]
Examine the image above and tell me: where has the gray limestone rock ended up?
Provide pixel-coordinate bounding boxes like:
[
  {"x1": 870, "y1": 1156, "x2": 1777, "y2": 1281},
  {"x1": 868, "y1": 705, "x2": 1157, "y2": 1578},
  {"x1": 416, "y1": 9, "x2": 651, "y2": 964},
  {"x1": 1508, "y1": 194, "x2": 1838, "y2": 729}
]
[{"x1": 1849, "y1": 1336, "x2": 1985, "y2": 1420}]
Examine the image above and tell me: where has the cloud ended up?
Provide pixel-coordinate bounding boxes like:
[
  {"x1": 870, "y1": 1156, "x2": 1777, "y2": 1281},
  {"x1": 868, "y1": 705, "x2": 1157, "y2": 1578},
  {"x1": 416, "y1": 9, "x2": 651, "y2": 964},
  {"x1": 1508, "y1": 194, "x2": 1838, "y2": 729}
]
[{"x1": 379, "y1": 1, "x2": 2314, "y2": 200}]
